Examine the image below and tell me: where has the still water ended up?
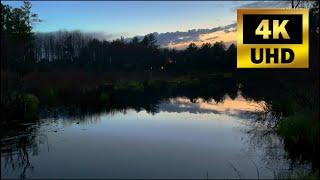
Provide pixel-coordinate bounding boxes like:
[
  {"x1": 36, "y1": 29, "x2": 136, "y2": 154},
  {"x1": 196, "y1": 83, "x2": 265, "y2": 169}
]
[{"x1": 2, "y1": 95, "x2": 293, "y2": 179}]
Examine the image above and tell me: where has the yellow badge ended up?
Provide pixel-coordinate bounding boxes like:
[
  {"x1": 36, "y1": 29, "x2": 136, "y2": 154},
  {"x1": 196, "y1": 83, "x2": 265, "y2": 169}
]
[{"x1": 237, "y1": 9, "x2": 309, "y2": 68}]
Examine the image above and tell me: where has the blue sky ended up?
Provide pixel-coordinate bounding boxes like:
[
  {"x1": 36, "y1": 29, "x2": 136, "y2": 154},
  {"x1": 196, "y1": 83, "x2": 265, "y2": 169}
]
[{"x1": 3, "y1": 1, "x2": 249, "y2": 38}]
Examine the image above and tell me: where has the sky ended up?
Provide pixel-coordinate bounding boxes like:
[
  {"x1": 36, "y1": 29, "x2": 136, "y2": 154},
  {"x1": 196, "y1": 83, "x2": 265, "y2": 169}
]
[{"x1": 3, "y1": 1, "x2": 251, "y2": 38}]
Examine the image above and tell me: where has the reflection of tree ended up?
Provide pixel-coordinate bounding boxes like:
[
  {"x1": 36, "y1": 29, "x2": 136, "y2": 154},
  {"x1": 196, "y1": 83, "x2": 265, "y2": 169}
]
[
  {"x1": 243, "y1": 124, "x2": 312, "y2": 178},
  {"x1": 239, "y1": 73, "x2": 319, "y2": 171},
  {"x1": 1, "y1": 123, "x2": 39, "y2": 179},
  {"x1": 38, "y1": 76, "x2": 239, "y2": 119}
]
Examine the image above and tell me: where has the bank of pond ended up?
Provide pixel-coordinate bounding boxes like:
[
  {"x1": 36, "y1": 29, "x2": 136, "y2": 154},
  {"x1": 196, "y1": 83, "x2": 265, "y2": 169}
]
[{"x1": 1, "y1": 75, "x2": 319, "y2": 178}]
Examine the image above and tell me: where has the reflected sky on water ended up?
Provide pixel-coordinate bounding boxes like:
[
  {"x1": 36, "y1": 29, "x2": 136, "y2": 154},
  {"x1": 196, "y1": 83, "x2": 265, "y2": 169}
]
[{"x1": 2, "y1": 95, "x2": 295, "y2": 179}]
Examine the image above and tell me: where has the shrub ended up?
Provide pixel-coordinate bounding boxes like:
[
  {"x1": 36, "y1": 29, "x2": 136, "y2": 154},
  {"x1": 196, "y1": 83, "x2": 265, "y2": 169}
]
[
  {"x1": 277, "y1": 111, "x2": 319, "y2": 145},
  {"x1": 23, "y1": 94, "x2": 40, "y2": 121},
  {"x1": 99, "y1": 93, "x2": 109, "y2": 106},
  {"x1": 39, "y1": 88, "x2": 57, "y2": 105},
  {"x1": 127, "y1": 81, "x2": 144, "y2": 92}
]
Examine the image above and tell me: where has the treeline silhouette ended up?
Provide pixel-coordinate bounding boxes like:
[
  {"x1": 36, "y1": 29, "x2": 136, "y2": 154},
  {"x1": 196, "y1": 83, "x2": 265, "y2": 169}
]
[
  {"x1": 1, "y1": 3, "x2": 235, "y2": 74},
  {"x1": 9, "y1": 30, "x2": 237, "y2": 73}
]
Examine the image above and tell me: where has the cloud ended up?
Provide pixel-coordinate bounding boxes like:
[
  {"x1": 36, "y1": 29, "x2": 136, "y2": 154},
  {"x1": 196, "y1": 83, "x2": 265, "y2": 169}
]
[
  {"x1": 35, "y1": 30, "x2": 126, "y2": 41},
  {"x1": 79, "y1": 31, "x2": 129, "y2": 41},
  {"x1": 127, "y1": 23, "x2": 237, "y2": 49},
  {"x1": 237, "y1": 1, "x2": 291, "y2": 9},
  {"x1": 156, "y1": 1, "x2": 292, "y2": 50},
  {"x1": 163, "y1": 24, "x2": 237, "y2": 49}
]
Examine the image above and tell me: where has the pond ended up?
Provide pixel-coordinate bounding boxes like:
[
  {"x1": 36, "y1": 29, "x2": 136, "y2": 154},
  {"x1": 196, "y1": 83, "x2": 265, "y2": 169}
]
[{"x1": 1, "y1": 95, "x2": 298, "y2": 179}]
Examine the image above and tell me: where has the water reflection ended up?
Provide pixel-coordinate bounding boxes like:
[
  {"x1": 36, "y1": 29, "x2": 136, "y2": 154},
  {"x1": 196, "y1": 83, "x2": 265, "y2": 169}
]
[
  {"x1": 159, "y1": 95, "x2": 265, "y2": 115},
  {"x1": 1, "y1": 95, "x2": 301, "y2": 179},
  {"x1": 1, "y1": 123, "x2": 40, "y2": 178}
]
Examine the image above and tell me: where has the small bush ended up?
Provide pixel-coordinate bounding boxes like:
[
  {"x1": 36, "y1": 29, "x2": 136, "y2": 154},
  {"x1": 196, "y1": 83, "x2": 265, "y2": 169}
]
[
  {"x1": 147, "y1": 80, "x2": 163, "y2": 89},
  {"x1": 1, "y1": 92, "x2": 40, "y2": 122},
  {"x1": 39, "y1": 88, "x2": 57, "y2": 105},
  {"x1": 24, "y1": 94, "x2": 40, "y2": 121},
  {"x1": 127, "y1": 81, "x2": 144, "y2": 92},
  {"x1": 277, "y1": 112, "x2": 319, "y2": 145},
  {"x1": 99, "y1": 93, "x2": 109, "y2": 105}
]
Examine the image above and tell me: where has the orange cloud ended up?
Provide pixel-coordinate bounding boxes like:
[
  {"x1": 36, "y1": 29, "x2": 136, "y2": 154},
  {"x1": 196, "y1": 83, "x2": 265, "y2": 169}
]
[{"x1": 165, "y1": 28, "x2": 236, "y2": 49}]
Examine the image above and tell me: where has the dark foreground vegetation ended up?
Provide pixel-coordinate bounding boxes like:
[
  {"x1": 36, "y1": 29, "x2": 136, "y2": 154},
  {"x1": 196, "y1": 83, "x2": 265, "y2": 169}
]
[{"x1": 1, "y1": 1, "x2": 319, "y2": 178}]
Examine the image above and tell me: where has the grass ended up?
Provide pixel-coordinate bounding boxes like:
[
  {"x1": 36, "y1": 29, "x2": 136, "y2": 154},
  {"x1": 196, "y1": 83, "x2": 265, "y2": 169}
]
[
  {"x1": 275, "y1": 170, "x2": 319, "y2": 179},
  {"x1": 277, "y1": 112, "x2": 319, "y2": 145}
]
